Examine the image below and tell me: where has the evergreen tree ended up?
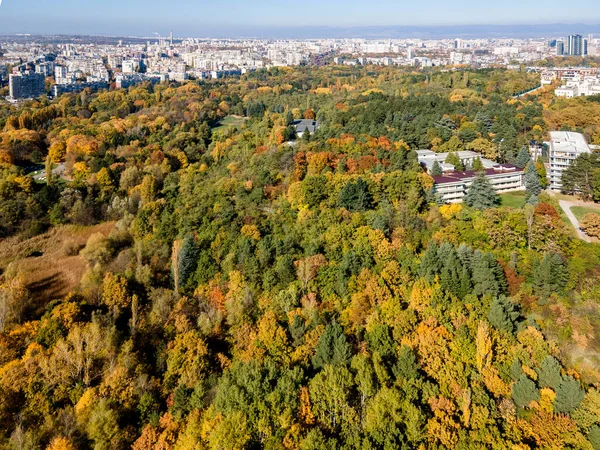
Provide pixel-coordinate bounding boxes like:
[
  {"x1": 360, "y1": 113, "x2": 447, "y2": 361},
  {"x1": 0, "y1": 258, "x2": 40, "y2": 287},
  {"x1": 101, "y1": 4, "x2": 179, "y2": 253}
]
[
  {"x1": 589, "y1": 425, "x2": 600, "y2": 450},
  {"x1": 431, "y1": 160, "x2": 443, "y2": 176},
  {"x1": 445, "y1": 152, "x2": 465, "y2": 171},
  {"x1": 533, "y1": 253, "x2": 567, "y2": 297},
  {"x1": 464, "y1": 173, "x2": 499, "y2": 210},
  {"x1": 284, "y1": 110, "x2": 294, "y2": 126},
  {"x1": 525, "y1": 162, "x2": 542, "y2": 199},
  {"x1": 471, "y1": 251, "x2": 507, "y2": 297},
  {"x1": 554, "y1": 376, "x2": 585, "y2": 414},
  {"x1": 536, "y1": 157, "x2": 548, "y2": 189},
  {"x1": 536, "y1": 356, "x2": 562, "y2": 389},
  {"x1": 176, "y1": 234, "x2": 199, "y2": 292},
  {"x1": 419, "y1": 242, "x2": 441, "y2": 282},
  {"x1": 515, "y1": 147, "x2": 531, "y2": 169},
  {"x1": 312, "y1": 321, "x2": 351, "y2": 369},
  {"x1": 511, "y1": 358, "x2": 523, "y2": 381},
  {"x1": 472, "y1": 157, "x2": 485, "y2": 171},
  {"x1": 338, "y1": 178, "x2": 373, "y2": 212},
  {"x1": 440, "y1": 247, "x2": 462, "y2": 297},
  {"x1": 487, "y1": 296, "x2": 519, "y2": 333},
  {"x1": 512, "y1": 375, "x2": 540, "y2": 409},
  {"x1": 562, "y1": 153, "x2": 600, "y2": 200}
]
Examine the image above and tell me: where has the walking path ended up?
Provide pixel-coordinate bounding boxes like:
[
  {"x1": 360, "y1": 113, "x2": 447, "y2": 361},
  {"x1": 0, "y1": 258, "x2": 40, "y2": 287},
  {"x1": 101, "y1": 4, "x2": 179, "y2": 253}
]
[
  {"x1": 514, "y1": 85, "x2": 543, "y2": 98},
  {"x1": 559, "y1": 200, "x2": 591, "y2": 243}
]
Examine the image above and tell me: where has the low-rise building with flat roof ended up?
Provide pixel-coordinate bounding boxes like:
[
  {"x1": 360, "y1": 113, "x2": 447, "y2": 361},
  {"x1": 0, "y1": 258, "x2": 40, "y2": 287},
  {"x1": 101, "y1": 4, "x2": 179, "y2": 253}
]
[{"x1": 433, "y1": 165, "x2": 525, "y2": 203}]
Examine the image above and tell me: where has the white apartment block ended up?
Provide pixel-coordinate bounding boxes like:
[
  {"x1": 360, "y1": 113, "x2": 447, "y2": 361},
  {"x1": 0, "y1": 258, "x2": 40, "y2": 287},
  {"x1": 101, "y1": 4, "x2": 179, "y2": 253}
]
[
  {"x1": 433, "y1": 165, "x2": 525, "y2": 203},
  {"x1": 549, "y1": 131, "x2": 591, "y2": 190}
]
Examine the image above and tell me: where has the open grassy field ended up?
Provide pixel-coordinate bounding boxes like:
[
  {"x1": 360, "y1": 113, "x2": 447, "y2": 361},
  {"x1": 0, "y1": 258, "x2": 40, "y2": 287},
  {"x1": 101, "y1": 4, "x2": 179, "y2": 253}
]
[
  {"x1": 499, "y1": 191, "x2": 527, "y2": 208},
  {"x1": 215, "y1": 115, "x2": 247, "y2": 129},
  {"x1": 571, "y1": 205, "x2": 600, "y2": 222},
  {"x1": 0, "y1": 222, "x2": 115, "y2": 305}
]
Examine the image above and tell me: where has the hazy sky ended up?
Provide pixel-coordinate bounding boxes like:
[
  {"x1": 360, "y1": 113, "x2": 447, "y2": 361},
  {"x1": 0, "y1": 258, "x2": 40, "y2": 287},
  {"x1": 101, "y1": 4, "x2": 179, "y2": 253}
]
[{"x1": 1, "y1": 0, "x2": 600, "y2": 36}]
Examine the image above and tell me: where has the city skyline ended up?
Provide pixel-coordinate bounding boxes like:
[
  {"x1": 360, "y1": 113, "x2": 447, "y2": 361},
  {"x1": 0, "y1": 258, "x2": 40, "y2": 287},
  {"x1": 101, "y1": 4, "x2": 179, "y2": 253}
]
[{"x1": 1, "y1": 0, "x2": 600, "y2": 37}]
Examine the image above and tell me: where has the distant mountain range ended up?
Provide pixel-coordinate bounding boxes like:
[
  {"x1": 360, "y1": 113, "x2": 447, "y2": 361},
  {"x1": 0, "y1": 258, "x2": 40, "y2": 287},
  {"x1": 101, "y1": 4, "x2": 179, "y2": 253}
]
[
  {"x1": 2, "y1": 23, "x2": 600, "y2": 40},
  {"x1": 227, "y1": 23, "x2": 600, "y2": 40}
]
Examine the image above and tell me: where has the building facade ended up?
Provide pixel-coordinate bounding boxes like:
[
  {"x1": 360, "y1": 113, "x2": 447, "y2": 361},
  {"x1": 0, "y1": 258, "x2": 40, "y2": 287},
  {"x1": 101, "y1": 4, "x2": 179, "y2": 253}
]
[
  {"x1": 433, "y1": 165, "x2": 525, "y2": 204},
  {"x1": 549, "y1": 131, "x2": 591, "y2": 190},
  {"x1": 9, "y1": 71, "x2": 46, "y2": 99}
]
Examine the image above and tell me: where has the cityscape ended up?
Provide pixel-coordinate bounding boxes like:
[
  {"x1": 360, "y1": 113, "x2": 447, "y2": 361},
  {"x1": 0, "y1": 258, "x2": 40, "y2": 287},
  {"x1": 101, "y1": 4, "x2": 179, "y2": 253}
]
[
  {"x1": 1, "y1": 32, "x2": 599, "y2": 101},
  {"x1": 3, "y1": 0, "x2": 600, "y2": 448}
]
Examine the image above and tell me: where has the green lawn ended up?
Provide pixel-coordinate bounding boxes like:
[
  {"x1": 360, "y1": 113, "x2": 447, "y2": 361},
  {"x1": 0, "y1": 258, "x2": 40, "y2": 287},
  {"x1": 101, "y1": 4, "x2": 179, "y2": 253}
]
[
  {"x1": 570, "y1": 206, "x2": 600, "y2": 222},
  {"x1": 216, "y1": 115, "x2": 247, "y2": 129},
  {"x1": 499, "y1": 191, "x2": 527, "y2": 209}
]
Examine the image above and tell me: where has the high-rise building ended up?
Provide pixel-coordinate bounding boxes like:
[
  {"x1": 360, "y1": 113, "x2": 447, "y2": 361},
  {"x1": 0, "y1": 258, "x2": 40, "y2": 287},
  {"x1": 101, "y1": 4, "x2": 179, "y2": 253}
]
[
  {"x1": 549, "y1": 131, "x2": 590, "y2": 190},
  {"x1": 556, "y1": 41, "x2": 565, "y2": 56},
  {"x1": 584, "y1": 39, "x2": 589, "y2": 56},
  {"x1": 9, "y1": 71, "x2": 46, "y2": 99},
  {"x1": 567, "y1": 34, "x2": 583, "y2": 56}
]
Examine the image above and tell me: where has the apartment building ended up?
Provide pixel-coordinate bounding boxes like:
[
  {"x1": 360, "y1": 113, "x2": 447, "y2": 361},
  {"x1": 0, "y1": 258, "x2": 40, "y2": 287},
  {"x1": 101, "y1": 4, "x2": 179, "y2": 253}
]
[
  {"x1": 9, "y1": 71, "x2": 45, "y2": 99},
  {"x1": 433, "y1": 165, "x2": 525, "y2": 203},
  {"x1": 548, "y1": 131, "x2": 591, "y2": 190}
]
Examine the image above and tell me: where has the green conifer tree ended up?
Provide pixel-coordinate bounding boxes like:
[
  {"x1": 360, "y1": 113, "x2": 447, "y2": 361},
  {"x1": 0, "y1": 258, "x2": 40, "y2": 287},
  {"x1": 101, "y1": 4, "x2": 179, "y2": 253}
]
[
  {"x1": 515, "y1": 147, "x2": 531, "y2": 169},
  {"x1": 431, "y1": 160, "x2": 443, "y2": 176},
  {"x1": 525, "y1": 162, "x2": 542, "y2": 199},
  {"x1": 464, "y1": 173, "x2": 499, "y2": 210},
  {"x1": 554, "y1": 376, "x2": 585, "y2": 414},
  {"x1": 536, "y1": 356, "x2": 562, "y2": 390},
  {"x1": 512, "y1": 375, "x2": 540, "y2": 409}
]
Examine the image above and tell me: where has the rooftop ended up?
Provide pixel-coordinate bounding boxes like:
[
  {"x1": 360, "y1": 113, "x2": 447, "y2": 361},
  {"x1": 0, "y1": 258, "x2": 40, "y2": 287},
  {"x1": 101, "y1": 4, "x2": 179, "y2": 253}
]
[
  {"x1": 432, "y1": 164, "x2": 523, "y2": 184},
  {"x1": 549, "y1": 131, "x2": 590, "y2": 154}
]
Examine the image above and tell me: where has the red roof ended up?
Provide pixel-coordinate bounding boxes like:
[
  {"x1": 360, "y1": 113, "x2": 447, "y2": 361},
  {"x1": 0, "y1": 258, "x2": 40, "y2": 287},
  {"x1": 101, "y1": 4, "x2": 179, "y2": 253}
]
[{"x1": 432, "y1": 164, "x2": 523, "y2": 184}]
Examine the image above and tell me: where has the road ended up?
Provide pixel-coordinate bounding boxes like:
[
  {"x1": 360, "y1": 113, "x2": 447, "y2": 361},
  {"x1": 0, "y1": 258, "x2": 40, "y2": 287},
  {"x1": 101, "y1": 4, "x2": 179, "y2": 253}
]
[
  {"x1": 514, "y1": 85, "x2": 543, "y2": 98},
  {"x1": 559, "y1": 200, "x2": 591, "y2": 243}
]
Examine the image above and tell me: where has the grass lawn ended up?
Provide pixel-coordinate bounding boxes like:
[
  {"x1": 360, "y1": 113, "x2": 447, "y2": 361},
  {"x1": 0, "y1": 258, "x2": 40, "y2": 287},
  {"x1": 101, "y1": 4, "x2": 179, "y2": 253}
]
[
  {"x1": 500, "y1": 191, "x2": 527, "y2": 208},
  {"x1": 570, "y1": 206, "x2": 600, "y2": 222},
  {"x1": 215, "y1": 115, "x2": 247, "y2": 129}
]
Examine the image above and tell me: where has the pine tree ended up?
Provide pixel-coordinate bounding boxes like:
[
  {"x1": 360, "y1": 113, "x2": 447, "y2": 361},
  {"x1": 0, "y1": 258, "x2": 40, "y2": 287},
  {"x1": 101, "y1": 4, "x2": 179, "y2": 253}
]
[
  {"x1": 525, "y1": 162, "x2": 542, "y2": 199},
  {"x1": 515, "y1": 147, "x2": 531, "y2": 169},
  {"x1": 440, "y1": 247, "x2": 462, "y2": 297},
  {"x1": 464, "y1": 173, "x2": 499, "y2": 210},
  {"x1": 312, "y1": 321, "x2": 351, "y2": 369},
  {"x1": 338, "y1": 178, "x2": 373, "y2": 212},
  {"x1": 445, "y1": 152, "x2": 465, "y2": 171},
  {"x1": 471, "y1": 251, "x2": 507, "y2": 297},
  {"x1": 176, "y1": 234, "x2": 198, "y2": 293},
  {"x1": 537, "y1": 356, "x2": 562, "y2": 389},
  {"x1": 488, "y1": 297, "x2": 519, "y2": 333},
  {"x1": 431, "y1": 160, "x2": 443, "y2": 176},
  {"x1": 554, "y1": 376, "x2": 585, "y2": 414},
  {"x1": 512, "y1": 375, "x2": 540, "y2": 409},
  {"x1": 472, "y1": 157, "x2": 485, "y2": 171},
  {"x1": 419, "y1": 242, "x2": 441, "y2": 282}
]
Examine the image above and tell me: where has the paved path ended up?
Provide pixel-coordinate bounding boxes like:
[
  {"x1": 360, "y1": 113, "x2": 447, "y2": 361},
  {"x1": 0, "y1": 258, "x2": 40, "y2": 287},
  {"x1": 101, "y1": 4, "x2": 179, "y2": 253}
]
[
  {"x1": 514, "y1": 85, "x2": 543, "y2": 98},
  {"x1": 32, "y1": 163, "x2": 66, "y2": 181},
  {"x1": 559, "y1": 200, "x2": 591, "y2": 243}
]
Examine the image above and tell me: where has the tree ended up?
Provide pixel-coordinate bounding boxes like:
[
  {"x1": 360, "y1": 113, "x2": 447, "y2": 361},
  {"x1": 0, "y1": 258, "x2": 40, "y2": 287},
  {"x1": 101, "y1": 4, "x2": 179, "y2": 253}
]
[
  {"x1": 525, "y1": 161, "x2": 542, "y2": 199},
  {"x1": 536, "y1": 158, "x2": 548, "y2": 189},
  {"x1": 472, "y1": 157, "x2": 485, "y2": 171},
  {"x1": 431, "y1": 160, "x2": 443, "y2": 176},
  {"x1": 537, "y1": 356, "x2": 562, "y2": 390},
  {"x1": 554, "y1": 376, "x2": 585, "y2": 414},
  {"x1": 468, "y1": 137, "x2": 498, "y2": 161},
  {"x1": 515, "y1": 147, "x2": 531, "y2": 169},
  {"x1": 562, "y1": 153, "x2": 600, "y2": 200},
  {"x1": 512, "y1": 375, "x2": 540, "y2": 409},
  {"x1": 312, "y1": 321, "x2": 351, "y2": 369},
  {"x1": 580, "y1": 213, "x2": 600, "y2": 239},
  {"x1": 464, "y1": 173, "x2": 499, "y2": 210},
  {"x1": 533, "y1": 253, "x2": 567, "y2": 297},
  {"x1": 175, "y1": 235, "x2": 198, "y2": 293},
  {"x1": 445, "y1": 152, "x2": 465, "y2": 171},
  {"x1": 338, "y1": 178, "x2": 373, "y2": 212},
  {"x1": 487, "y1": 297, "x2": 519, "y2": 333}
]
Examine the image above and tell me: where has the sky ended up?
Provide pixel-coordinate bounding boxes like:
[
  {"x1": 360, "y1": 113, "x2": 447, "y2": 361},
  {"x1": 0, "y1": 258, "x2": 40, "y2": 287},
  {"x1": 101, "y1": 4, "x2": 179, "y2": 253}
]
[{"x1": 1, "y1": 0, "x2": 600, "y2": 37}]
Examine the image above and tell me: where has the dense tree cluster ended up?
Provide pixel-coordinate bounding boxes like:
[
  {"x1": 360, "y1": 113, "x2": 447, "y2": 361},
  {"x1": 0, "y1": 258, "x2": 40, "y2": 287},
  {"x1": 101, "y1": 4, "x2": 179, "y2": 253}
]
[{"x1": 0, "y1": 66, "x2": 599, "y2": 450}]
